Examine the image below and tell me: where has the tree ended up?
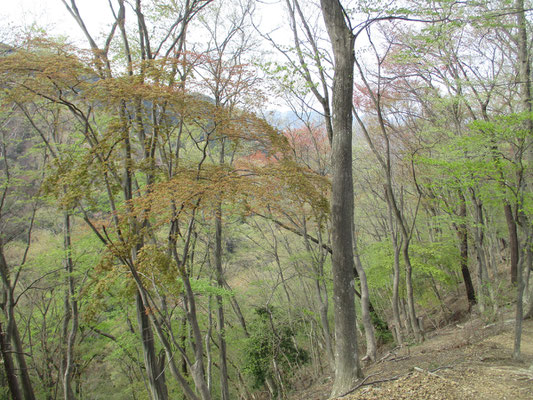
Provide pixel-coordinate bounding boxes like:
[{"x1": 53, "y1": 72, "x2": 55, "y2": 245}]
[
  {"x1": 319, "y1": 0, "x2": 363, "y2": 396},
  {"x1": 512, "y1": 0, "x2": 531, "y2": 360},
  {"x1": 0, "y1": 100, "x2": 39, "y2": 400}
]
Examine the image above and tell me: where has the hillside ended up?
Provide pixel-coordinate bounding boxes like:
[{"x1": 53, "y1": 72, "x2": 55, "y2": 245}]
[
  {"x1": 293, "y1": 313, "x2": 533, "y2": 400},
  {"x1": 1, "y1": 1, "x2": 532, "y2": 399}
]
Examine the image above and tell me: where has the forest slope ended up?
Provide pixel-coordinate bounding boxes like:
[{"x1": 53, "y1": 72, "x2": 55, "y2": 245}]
[{"x1": 293, "y1": 313, "x2": 533, "y2": 400}]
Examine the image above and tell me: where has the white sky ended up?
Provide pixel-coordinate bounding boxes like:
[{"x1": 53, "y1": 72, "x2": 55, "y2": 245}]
[
  {"x1": 1, "y1": 0, "x2": 114, "y2": 43},
  {"x1": 0, "y1": 0, "x2": 314, "y2": 113},
  {"x1": 0, "y1": 0, "x2": 288, "y2": 46}
]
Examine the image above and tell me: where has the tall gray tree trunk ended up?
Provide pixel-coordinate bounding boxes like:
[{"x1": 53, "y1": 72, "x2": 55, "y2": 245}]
[
  {"x1": 214, "y1": 144, "x2": 230, "y2": 400},
  {"x1": 136, "y1": 293, "x2": 168, "y2": 400},
  {"x1": 470, "y1": 190, "x2": 493, "y2": 314},
  {"x1": 384, "y1": 186, "x2": 423, "y2": 342},
  {"x1": 353, "y1": 235, "x2": 376, "y2": 361},
  {"x1": 0, "y1": 321, "x2": 23, "y2": 400},
  {"x1": 0, "y1": 242, "x2": 36, "y2": 400},
  {"x1": 388, "y1": 203, "x2": 403, "y2": 346},
  {"x1": 303, "y1": 222, "x2": 335, "y2": 370},
  {"x1": 61, "y1": 211, "x2": 78, "y2": 400},
  {"x1": 524, "y1": 248, "x2": 533, "y2": 319},
  {"x1": 457, "y1": 191, "x2": 476, "y2": 309},
  {"x1": 513, "y1": 0, "x2": 531, "y2": 359},
  {"x1": 319, "y1": 0, "x2": 362, "y2": 396}
]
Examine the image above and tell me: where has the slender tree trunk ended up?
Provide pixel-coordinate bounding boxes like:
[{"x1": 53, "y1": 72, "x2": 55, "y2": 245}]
[
  {"x1": 353, "y1": 234, "x2": 376, "y2": 361},
  {"x1": 182, "y1": 273, "x2": 212, "y2": 400},
  {"x1": 10, "y1": 301, "x2": 35, "y2": 400},
  {"x1": 399, "y1": 298, "x2": 410, "y2": 335},
  {"x1": 513, "y1": 253, "x2": 525, "y2": 359},
  {"x1": 388, "y1": 204, "x2": 403, "y2": 346},
  {"x1": 62, "y1": 211, "x2": 78, "y2": 400},
  {"x1": 303, "y1": 220, "x2": 334, "y2": 369},
  {"x1": 524, "y1": 248, "x2": 533, "y2": 319},
  {"x1": 136, "y1": 293, "x2": 168, "y2": 400},
  {"x1": 457, "y1": 191, "x2": 476, "y2": 308},
  {"x1": 513, "y1": 0, "x2": 531, "y2": 358},
  {"x1": 223, "y1": 280, "x2": 249, "y2": 337},
  {"x1": 504, "y1": 205, "x2": 519, "y2": 284},
  {"x1": 384, "y1": 186, "x2": 422, "y2": 342},
  {"x1": 319, "y1": 1, "x2": 362, "y2": 396},
  {"x1": 212, "y1": 130, "x2": 230, "y2": 399},
  {"x1": 122, "y1": 102, "x2": 169, "y2": 400},
  {"x1": 0, "y1": 321, "x2": 23, "y2": 400},
  {"x1": 470, "y1": 189, "x2": 495, "y2": 314},
  {"x1": 402, "y1": 241, "x2": 422, "y2": 341},
  {"x1": 0, "y1": 243, "x2": 36, "y2": 400},
  {"x1": 316, "y1": 282, "x2": 335, "y2": 369},
  {"x1": 181, "y1": 315, "x2": 189, "y2": 376},
  {"x1": 215, "y1": 204, "x2": 230, "y2": 400},
  {"x1": 205, "y1": 295, "x2": 213, "y2": 392}
]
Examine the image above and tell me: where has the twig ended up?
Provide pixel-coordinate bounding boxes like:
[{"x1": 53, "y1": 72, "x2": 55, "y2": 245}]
[
  {"x1": 338, "y1": 372, "x2": 411, "y2": 398},
  {"x1": 338, "y1": 364, "x2": 456, "y2": 398},
  {"x1": 378, "y1": 352, "x2": 393, "y2": 363},
  {"x1": 378, "y1": 350, "x2": 396, "y2": 363},
  {"x1": 364, "y1": 374, "x2": 406, "y2": 386},
  {"x1": 414, "y1": 366, "x2": 445, "y2": 379},
  {"x1": 391, "y1": 355, "x2": 411, "y2": 362},
  {"x1": 338, "y1": 373, "x2": 380, "y2": 398}
]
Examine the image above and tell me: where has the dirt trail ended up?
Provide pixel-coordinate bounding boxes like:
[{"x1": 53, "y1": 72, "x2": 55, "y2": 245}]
[{"x1": 292, "y1": 315, "x2": 533, "y2": 399}]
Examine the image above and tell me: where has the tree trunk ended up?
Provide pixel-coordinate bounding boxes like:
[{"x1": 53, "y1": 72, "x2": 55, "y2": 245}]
[
  {"x1": 353, "y1": 235, "x2": 376, "y2": 361},
  {"x1": 470, "y1": 189, "x2": 496, "y2": 314},
  {"x1": 402, "y1": 241, "x2": 422, "y2": 342},
  {"x1": 136, "y1": 293, "x2": 168, "y2": 400},
  {"x1": 224, "y1": 280, "x2": 249, "y2": 337},
  {"x1": 0, "y1": 321, "x2": 23, "y2": 400},
  {"x1": 319, "y1": 1, "x2": 362, "y2": 396},
  {"x1": 215, "y1": 204, "x2": 230, "y2": 400},
  {"x1": 182, "y1": 273, "x2": 212, "y2": 400},
  {"x1": 513, "y1": 0, "x2": 530, "y2": 358},
  {"x1": 316, "y1": 288, "x2": 335, "y2": 369},
  {"x1": 205, "y1": 295, "x2": 213, "y2": 392},
  {"x1": 513, "y1": 253, "x2": 525, "y2": 359},
  {"x1": 388, "y1": 203, "x2": 403, "y2": 346},
  {"x1": 504, "y1": 204, "x2": 519, "y2": 285},
  {"x1": 384, "y1": 186, "x2": 423, "y2": 342},
  {"x1": 457, "y1": 191, "x2": 476, "y2": 308},
  {"x1": 62, "y1": 211, "x2": 78, "y2": 400},
  {"x1": 0, "y1": 242, "x2": 36, "y2": 400},
  {"x1": 303, "y1": 220, "x2": 334, "y2": 369},
  {"x1": 524, "y1": 248, "x2": 533, "y2": 319}
]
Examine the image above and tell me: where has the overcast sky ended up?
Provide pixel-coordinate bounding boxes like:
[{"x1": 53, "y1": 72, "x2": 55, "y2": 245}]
[
  {"x1": 1, "y1": 0, "x2": 289, "y2": 46},
  {"x1": 1, "y1": 0, "x2": 111, "y2": 42},
  {"x1": 0, "y1": 0, "x2": 318, "y2": 113}
]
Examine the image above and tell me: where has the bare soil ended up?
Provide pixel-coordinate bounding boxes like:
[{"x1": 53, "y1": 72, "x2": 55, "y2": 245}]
[{"x1": 291, "y1": 314, "x2": 533, "y2": 400}]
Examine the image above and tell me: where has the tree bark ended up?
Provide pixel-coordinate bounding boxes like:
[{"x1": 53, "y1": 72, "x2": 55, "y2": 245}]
[
  {"x1": 302, "y1": 221, "x2": 335, "y2": 369},
  {"x1": 513, "y1": 0, "x2": 530, "y2": 358},
  {"x1": 0, "y1": 242, "x2": 36, "y2": 400},
  {"x1": 62, "y1": 211, "x2": 78, "y2": 400},
  {"x1": 319, "y1": 0, "x2": 363, "y2": 396},
  {"x1": 388, "y1": 202, "x2": 403, "y2": 346},
  {"x1": 457, "y1": 191, "x2": 476, "y2": 308},
  {"x1": 136, "y1": 293, "x2": 168, "y2": 400},
  {"x1": 0, "y1": 321, "x2": 23, "y2": 400},
  {"x1": 524, "y1": 247, "x2": 533, "y2": 319},
  {"x1": 505, "y1": 204, "x2": 519, "y2": 285},
  {"x1": 215, "y1": 190, "x2": 230, "y2": 400},
  {"x1": 353, "y1": 235, "x2": 376, "y2": 361},
  {"x1": 384, "y1": 186, "x2": 423, "y2": 342}
]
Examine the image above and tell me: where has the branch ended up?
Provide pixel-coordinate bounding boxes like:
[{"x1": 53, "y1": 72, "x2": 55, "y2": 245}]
[{"x1": 254, "y1": 212, "x2": 332, "y2": 254}]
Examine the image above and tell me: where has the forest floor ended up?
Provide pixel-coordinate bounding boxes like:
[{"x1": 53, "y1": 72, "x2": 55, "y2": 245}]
[{"x1": 291, "y1": 312, "x2": 533, "y2": 400}]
